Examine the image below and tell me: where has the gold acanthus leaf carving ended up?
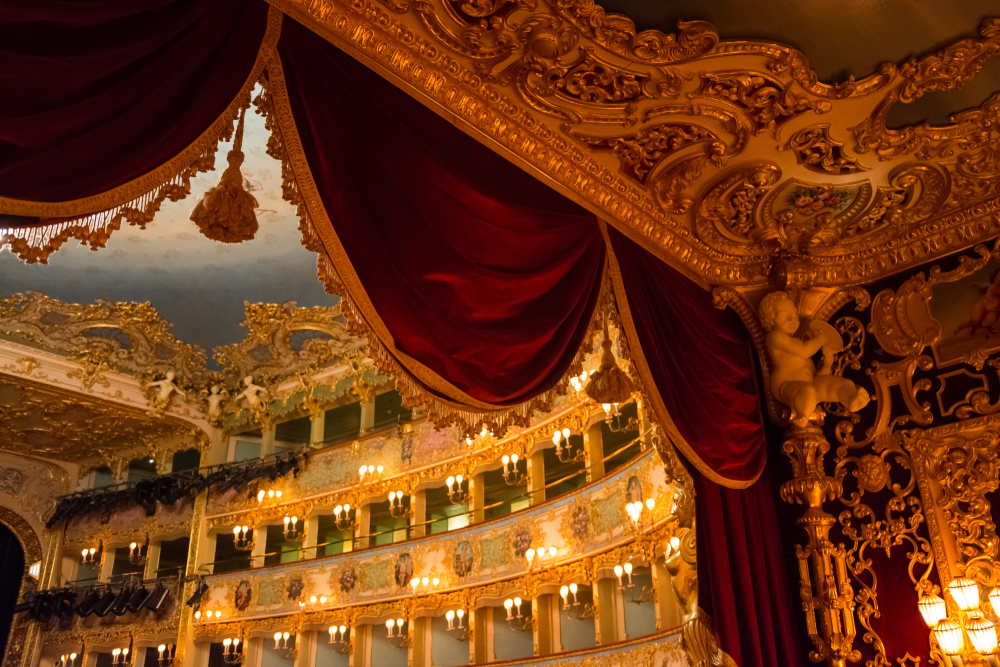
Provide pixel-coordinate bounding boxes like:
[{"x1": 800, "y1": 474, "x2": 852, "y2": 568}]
[
  {"x1": 693, "y1": 71, "x2": 831, "y2": 136},
  {"x1": 783, "y1": 125, "x2": 866, "y2": 175},
  {"x1": 570, "y1": 122, "x2": 720, "y2": 183}
]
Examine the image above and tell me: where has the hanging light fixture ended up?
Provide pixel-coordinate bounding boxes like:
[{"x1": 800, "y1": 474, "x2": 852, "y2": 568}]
[
  {"x1": 949, "y1": 577, "x2": 981, "y2": 612},
  {"x1": 934, "y1": 619, "x2": 966, "y2": 657},
  {"x1": 918, "y1": 594, "x2": 948, "y2": 627}
]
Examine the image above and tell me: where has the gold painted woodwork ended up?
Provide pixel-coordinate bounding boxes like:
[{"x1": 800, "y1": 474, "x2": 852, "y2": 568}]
[
  {"x1": 267, "y1": 0, "x2": 1000, "y2": 288},
  {"x1": 0, "y1": 373, "x2": 203, "y2": 472}
]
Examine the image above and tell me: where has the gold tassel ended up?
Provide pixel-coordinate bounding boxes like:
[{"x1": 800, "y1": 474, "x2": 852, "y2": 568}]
[
  {"x1": 190, "y1": 105, "x2": 259, "y2": 243},
  {"x1": 585, "y1": 316, "x2": 635, "y2": 405}
]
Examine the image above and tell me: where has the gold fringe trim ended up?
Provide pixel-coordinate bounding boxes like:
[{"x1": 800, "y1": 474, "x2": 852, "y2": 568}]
[
  {"x1": 256, "y1": 56, "x2": 608, "y2": 437},
  {"x1": 0, "y1": 6, "x2": 284, "y2": 264},
  {"x1": 600, "y1": 219, "x2": 763, "y2": 489}
]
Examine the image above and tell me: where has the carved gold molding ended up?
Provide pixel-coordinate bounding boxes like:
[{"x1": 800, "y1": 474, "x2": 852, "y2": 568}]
[{"x1": 268, "y1": 0, "x2": 1000, "y2": 287}]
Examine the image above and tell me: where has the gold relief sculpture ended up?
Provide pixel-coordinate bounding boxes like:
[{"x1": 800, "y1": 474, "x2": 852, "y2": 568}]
[
  {"x1": 693, "y1": 71, "x2": 831, "y2": 136},
  {"x1": 261, "y1": 0, "x2": 1000, "y2": 288},
  {"x1": 782, "y1": 125, "x2": 865, "y2": 175},
  {"x1": 0, "y1": 374, "x2": 203, "y2": 470},
  {"x1": 0, "y1": 291, "x2": 207, "y2": 386}
]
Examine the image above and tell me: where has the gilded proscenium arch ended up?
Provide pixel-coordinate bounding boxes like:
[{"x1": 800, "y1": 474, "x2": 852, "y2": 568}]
[{"x1": 268, "y1": 0, "x2": 1000, "y2": 288}]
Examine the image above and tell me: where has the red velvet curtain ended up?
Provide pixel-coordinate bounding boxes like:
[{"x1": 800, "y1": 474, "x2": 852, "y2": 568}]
[
  {"x1": 606, "y1": 226, "x2": 802, "y2": 667},
  {"x1": 0, "y1": 0, "x2": 268, "y2": 204},
  {"x1": 277, "y1": 18, "x2": 605, "y2": 406},
  {"x1": 1, "y1": 10, "x2": 804, "y2": 665}
]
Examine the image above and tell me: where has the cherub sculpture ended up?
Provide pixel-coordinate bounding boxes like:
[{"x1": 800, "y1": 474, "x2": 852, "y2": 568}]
[
  {"x1": 147, "y1": 371, "x2": 185, "y2": 410},
  {"x1": 204, "y1": 384, "x2": 229, "y2": 425},
  {"x1": 759, "y1": 291, "x2": 870, "y2": 427},
  {"x1": 238, "y1": 375, "x2": 267, "y2": 408}
]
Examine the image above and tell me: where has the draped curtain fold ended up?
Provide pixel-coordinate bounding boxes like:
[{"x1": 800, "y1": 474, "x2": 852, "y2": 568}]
[
  {"x1": 0, "y1": 8, "x2": 804, "y2": 665},
  {"x1": 0, "y1": 0, "x2": 272, "y2": 212},
  {"x1": 274, "y1": 18, "x2": 606, "y2": 414}
]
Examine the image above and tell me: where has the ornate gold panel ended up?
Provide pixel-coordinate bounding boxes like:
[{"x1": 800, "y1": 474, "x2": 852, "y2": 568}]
[{"x1": 266, "y1": 0, "x2": 1000, "y2": 287}]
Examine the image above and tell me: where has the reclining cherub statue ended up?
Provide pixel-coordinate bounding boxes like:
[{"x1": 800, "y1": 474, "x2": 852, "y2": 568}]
[{"x1": 759, "y1": 291, "x2": 870, "y2": 427}]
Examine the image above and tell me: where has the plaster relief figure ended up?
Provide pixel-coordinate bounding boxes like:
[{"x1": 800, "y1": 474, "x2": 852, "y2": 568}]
[
  {"x1": 759, "y1": 291, "x2": 870, "y2": 427},
  {"x1": 239, "y1": 375, "x2": 267, "y2": 408},
  {"x1": 954, "y1": 267, "x2": 1000, "y2": 337},
  {"x1": 147, "y1": 371, "x2": 185, "y2": 410},
  {"x1": 204, "y1": 384, "x2": 228, "y2": 425}
]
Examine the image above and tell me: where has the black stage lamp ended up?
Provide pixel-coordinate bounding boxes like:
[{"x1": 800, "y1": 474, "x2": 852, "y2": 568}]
[
  {"x1": 186, "y1": 581, "x2": 209, "y2": 607},
  {"x1": 76, "y1": 589, "x2": 101, "y2": 617},
  {"x1": 143, "y1": 581, "x2": 169, "y2": 611},
  {"x1": 93, "y1": 587, "x2": 117, "y2": 617},
  {"x1": 126, "y1": 585, "x2": 151, "y2": 614},
  {"x1": 111, "y1": 585, "x2": 133, "y2": 616}
]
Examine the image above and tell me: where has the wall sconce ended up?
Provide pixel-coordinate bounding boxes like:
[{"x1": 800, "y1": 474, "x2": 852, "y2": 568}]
[
  {"x1": 560, "y1": 584, "x2": 596, "y2": 620},
  {"x1": 921, "y1": 578, "x2": 1000, "y2": 667},
  {"x1": 524, "y1": 546, "x2": 557, "y2": 570},
  {"x1": 128, "y1": 537, "x2": 149, "y2": 566},
  {"x1": 328, "y1": 625, "x2": 351, "y2": 654},
  {"x1": 410, "y1": 576, "x2": 440, "y2": 595},
  {"x1": 614, "y1": 563, "x2": 653, "y2": 604},
  {"x1": 602, "y1": 403, "x2": 638, "y2": 433},
  {"x1": 81, "y1": 542, "x2": 102, "y2": 565},
  {"x1": 110, "y1": 645, "x2": 131, "y2": 667},
  {"x1": 625, "y1": 499, "x2": 655, "y2": 532},
  {"x1": 552, "y1": 429, "x2": 584, "y2": 464},
  {"x1": 155, "y1": 645, "x2": 174, "y2": 667},
  {"x1": 464, "y1": 426, "x2": 494, "y2": 450},
  {"x1": 388, "y1": 491, "x2": 408, "y2": 519},
  {"x1": 55, "y1": 653, "x2": 79, "y2": 667},
  {"x1": 385, "y1": 618, "x2": 410, "y2": 649},
  {"x1": 221, "y1": 636, "x2": 243, "y2": 664},
  {"x1": 503, "y1": 598, "x2": 533, "y2": 632},
  {"x1": 194, "y1": 609, "x2": 223, "y2": 623},
  {"x1": 282, "y1": 515, "x2": 302, "y2": 541},
  {"x1": 446, "y1": 475, "x2": 469, "y2": 505},
  {"x1": 302, "y1": 595, "x2": 327, "y2": 610},
  {"x1": 359, "y1": 465, "x2": 384, "y2": 484},
  {"x1": 333, "y1": 505, "x2": 356, "y2": 531},
  {"x1": 445, "y1": 609, "x2": 468, "y2": 641},
  {"x1": 257, "y1": 489, "x2": 283, "y2": 506},
  {"x1": 569, "y1": 371, "x2": 592, "y2": 392},
  {"x1": 232, "y1": 525, "x2": 253, "y2": 551},
  {"x1": 272, "y1": 632, "x2": 296, "y2": 660},
  {"x1": 501, "y1": 455, "x2": 525, "y2": 486}
]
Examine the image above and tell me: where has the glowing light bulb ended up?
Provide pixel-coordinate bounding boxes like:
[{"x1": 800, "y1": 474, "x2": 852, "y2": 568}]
[
  {"x1": 670, "y1": 536, "x2": 680, "y2": 550},
  {"x1": 560, "y1": 585, "x2": 569, "y2": 600},
  {"x1": 549, "y1": 546, "x2": 557, "y2": 558},
  {"x1": 447, "y1": 476, "x2": 455, "y2": 488},
  {"x1": 949, "y1": 577, "x2": 980, "y2": 611},
  {"x1": 456, "y1": 609, "x2": 464, "y2": 619},
  {"x1": 645, "y1": 498, "x2": 655, "y2": 510},
  {"x1": 562, "y1": 428, "x2": 570, "y2": 438},
  {"x1": 410, "y1": 577, "x2": 419, "y2": 588},
  {"x1": 968, "y1": 615, "x2": 998, "y2": 655},
  {"x1": 320, "y1": 596, "x2": 327, "y2": 604},
  {"x1": 624, "y1": 563, "x2": 633, "y2": 574},
  {"x1": 432, "y1": 577, "x2": 440, "y2": 586},
  {"x1": 446, "y1": 610, "x2": 455, "y2": 621},
  {"x1": 283, "y1": 633, "x2": 289, "y2": 641},
  {"x1": 339, "y1": 626, "x2": 346, "y2": 634},
  {"x1": 570, "y1": 583, "x2": 578, "y2": 595},
  {"x1": 158, "y1": 646, "x2": 166, "y2": 656},
  {"x1": 614, "y1": 565, "x2": 623, "y2": 577},
  {"x1": 359, "y1": 466, "x2": 366, "y2": 478},
  {"x1": 335, "y1": 504, "x2": 343, "y2": 515},
  {"x1": 376, "y1": 465, "x2": 384, "y2": 475},
  {"x1": 525, "y1": 548, "x2": 535, "y2": 562},
  {"x1": 502, "y1": 455, "x2": 509, "y2": 465},
  {"x1": 82, "y1": 549, "x2": 88, "y2": 558},
  {"x1": 422, "y1": 577, "x2": 429, "y2": 586},
  {"x1": 195, "y1": 611, "x2": 201, "y2": 620},
  {"x1": 504, "y1": 599, "x2": 513, "y2": 610},
  {"x1": 552, "y1": 431, "x2": 561, "y2": 445},
  {"x1": 386, "y1": 619, "x2": 394, "y2": 629},
  {"x1": 389, "y1": 491, "x2": 396, "y2": 501},
  {"x1": 934, "y1": 619, "x2": 965, "y2": 655},
  {"x1": 112, "y1": 650, "x2": 121, "y2": 657},
  {"x1": 223, "y1": 640, "x2": 232, "y2": 648},
  {"x1": 918, "y1": 594, "x2": 947, "y2": 627},
  {"x1": 344, "y1": 504, "x2": 350, "y2": 512},
  {"x1": 511, "y1": 454, "x2": 518, "y2": 464}
]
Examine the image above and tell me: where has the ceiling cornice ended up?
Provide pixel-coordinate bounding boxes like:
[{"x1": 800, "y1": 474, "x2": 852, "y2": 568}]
[{"x1": 270, "y1": 0, "x2": 1000, "y2": 289}]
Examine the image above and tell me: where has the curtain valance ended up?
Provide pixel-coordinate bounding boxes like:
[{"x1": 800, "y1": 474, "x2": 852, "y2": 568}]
[{"x1": 0, "y1": 6, "x2": 801, "y2": 664}]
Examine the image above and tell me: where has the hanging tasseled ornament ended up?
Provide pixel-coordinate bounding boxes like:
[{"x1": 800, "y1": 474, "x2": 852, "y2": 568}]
[
  {"x1": 585, "y1": 317, "x2": 636, "y2": 405},
  {"x1": 190, "y1": 105, "x2": 259, "y2": 243}
]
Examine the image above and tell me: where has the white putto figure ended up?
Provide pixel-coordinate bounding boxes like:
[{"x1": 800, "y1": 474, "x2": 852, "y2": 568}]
[
  {"x1": 238, "y1": 375, "x2": 267, "y2": 408},
  {"x1": 759, "y1": 291, "x2": 870, "y2": 427},
  {"x1": 148, "y1": 370, "x2": 185, "y2": 409}
]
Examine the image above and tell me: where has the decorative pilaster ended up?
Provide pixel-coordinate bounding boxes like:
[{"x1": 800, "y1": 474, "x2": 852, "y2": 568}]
[{"x1": 780, "y1": 424, "x2": 858, "y2": 667}]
